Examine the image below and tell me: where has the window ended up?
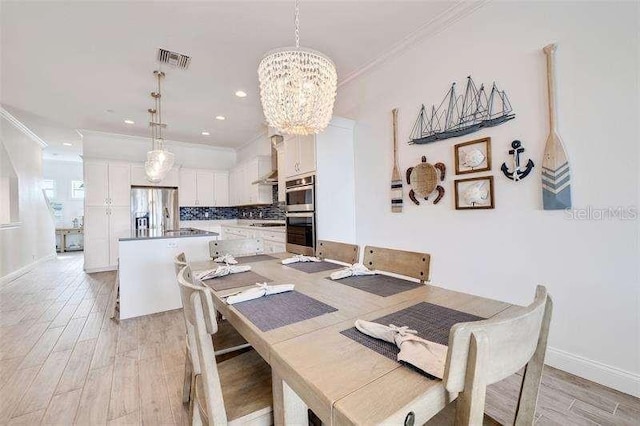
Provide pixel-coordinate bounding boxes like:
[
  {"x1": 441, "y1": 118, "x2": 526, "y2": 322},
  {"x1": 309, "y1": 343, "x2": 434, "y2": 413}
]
[
  {"x1": 71, "y1": 180, "x2": 84, "y2": 199},
  {"x1": 43, "y1": 179, "x2": 56, "y2": 199}
]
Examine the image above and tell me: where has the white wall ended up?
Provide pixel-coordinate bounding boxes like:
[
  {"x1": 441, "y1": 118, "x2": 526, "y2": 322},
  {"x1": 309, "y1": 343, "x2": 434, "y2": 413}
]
[
  {"x1": 334, "y1": 1, "x2": 639, "y2": 395},
  {"x1": 82, "y1": 130, "x2": 236, "y2": 170},
  {"x1": 42, "y1": 159, "x2": 84, "y2": 228},
  {"x1": 0, "y1": 116, "x2": 56, "y2": 281}
]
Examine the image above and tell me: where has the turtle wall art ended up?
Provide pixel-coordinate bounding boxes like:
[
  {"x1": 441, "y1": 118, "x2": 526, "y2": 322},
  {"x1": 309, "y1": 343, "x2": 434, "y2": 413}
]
[{"x1": 406, "y1": 156, "x2": 446, "y2": 205}]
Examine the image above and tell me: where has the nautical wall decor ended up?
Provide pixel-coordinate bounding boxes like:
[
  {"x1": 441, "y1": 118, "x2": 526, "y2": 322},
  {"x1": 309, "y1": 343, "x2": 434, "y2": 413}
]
[
  {"x1": 501, "y1": 140, "x2": 534, "y2": 181},
  {"x1": 390, "y1": 109, "x2": 403, "y2": 213},
  {"x1": 454, "y1": 137, "x2": 492, "y2": 175},
  {"x1": 542, "y1": 43, "x2": 572, "y2": 210},
  {"x1": 406, "y1": 156, "x2": 446, "y2": 205},
  {"x1": 409, "y1": 76, "x2": 515, "y2": 145},
  {"x1": 454, "y1": 176, "x2": 495, "y2": 210}
]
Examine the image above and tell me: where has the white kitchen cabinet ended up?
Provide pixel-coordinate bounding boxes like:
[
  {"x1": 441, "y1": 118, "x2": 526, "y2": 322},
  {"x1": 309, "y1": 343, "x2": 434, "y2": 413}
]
[
  {"x1": 214, "y1": 172, "x2": 229, "y2": 206},
  {"x1": 108, "y1": 206, "x2": 131, "y2": 266},
  {"x1": 284, "y1": 134, "x2": 316, "y2": 178},
  {"x1": 196, "y1": 170, "x2": 215, "y2": 206},
  {"x1": 131, "y1": 164, "x2": 178, "y2": 187},
  {"x1": 84, "y1": 160, "x2": 131, "y2": 271},
  {"x1": 179, "y1": 169, "x2": 198, "y2": 206},
  {"x1": 179, "y1": 168, "x2": 224, "y2": 207},
  {"x1": 228, "y1": 157, "x2": 272, "y2": 206}
]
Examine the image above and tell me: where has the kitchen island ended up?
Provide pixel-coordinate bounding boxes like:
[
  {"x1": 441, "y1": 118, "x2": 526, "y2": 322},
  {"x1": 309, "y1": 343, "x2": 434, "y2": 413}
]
[{"x1": 118, "y1": 228, "x2": 218, "y2": 319}]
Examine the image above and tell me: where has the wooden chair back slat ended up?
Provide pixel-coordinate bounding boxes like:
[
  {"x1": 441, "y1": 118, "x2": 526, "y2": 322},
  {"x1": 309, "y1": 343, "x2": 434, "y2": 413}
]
[
  {"x1": 316, "y1": 240, "x2": 360, "y2": 264},
  {"x1": 209, "y1": 238, "x2": 265, "y2": 258},
  {"x1": 173, "y1": 252, "x2": 187, "y2": 276},
  {"x1": 444, "y1": 286, "x2": 550, "y2": 392},
  {"x1": 177, "y1": 266, "x2": 228, "y2": 425},
  {"x1": 362, "y1": 245, "x2": 430, "y2": 282}
]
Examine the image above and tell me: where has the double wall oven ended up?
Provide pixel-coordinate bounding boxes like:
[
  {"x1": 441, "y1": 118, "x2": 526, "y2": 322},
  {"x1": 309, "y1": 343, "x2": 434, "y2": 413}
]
[{"x1": 285, "y1": 175, "x2": 316, "y2": 256}]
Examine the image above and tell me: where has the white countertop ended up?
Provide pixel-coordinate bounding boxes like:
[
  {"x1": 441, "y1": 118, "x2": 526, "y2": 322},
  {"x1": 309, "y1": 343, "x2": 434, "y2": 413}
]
[{"x1": 181, "y1": 219, "x2": 286, "y2": 233}]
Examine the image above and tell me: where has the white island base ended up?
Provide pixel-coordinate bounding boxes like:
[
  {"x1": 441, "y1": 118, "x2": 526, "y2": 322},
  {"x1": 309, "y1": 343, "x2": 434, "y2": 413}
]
[{"x1": 118, "y1": 234, "x2": 217, "y2": 319}]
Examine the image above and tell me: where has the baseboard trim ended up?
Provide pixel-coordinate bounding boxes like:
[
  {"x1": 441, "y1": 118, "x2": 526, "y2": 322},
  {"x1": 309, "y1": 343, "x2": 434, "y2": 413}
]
[
  {"x1": 84, "y1": 265, "x2": 117, "y2": 273},
  {"x1": 0, "y1": 253, "x2": 56, "y2": 286},
  {"x1": 546, "y1": 346, "x2": 640, "y2": 397}
]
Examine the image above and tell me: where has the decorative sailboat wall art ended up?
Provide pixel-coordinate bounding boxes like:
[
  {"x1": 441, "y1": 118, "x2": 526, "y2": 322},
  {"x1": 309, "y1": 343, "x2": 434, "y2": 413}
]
[{"x1": 409, "y1": 76, "x2": 515, "y2": 144}]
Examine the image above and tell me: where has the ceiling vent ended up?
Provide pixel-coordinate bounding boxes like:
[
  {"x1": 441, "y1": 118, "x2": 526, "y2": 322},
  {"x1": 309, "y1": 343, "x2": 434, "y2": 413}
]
[{"x1": 157, "y1": 48, "x2": 191, "y2": 70}]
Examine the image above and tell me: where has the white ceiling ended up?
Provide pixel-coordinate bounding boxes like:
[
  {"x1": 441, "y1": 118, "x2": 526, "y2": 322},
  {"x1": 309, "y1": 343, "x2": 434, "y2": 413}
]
[{"x1": 1, "y1": 1, "x2": 456, "y2": 152}]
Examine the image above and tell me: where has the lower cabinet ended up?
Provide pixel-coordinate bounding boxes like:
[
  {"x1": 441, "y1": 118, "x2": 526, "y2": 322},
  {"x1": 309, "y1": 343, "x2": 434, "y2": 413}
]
[
  {"x1": 220, "y1": 226, "x2": 286, "y2": 253},
  {"x1": 84, "y1": 205, "x2": 130, "y2": 271}
]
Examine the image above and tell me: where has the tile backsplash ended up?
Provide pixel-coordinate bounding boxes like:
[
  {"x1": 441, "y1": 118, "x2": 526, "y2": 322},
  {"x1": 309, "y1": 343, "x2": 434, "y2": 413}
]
[{"x1": 180, "y1": 186, "x2": 285, "y2": 221}]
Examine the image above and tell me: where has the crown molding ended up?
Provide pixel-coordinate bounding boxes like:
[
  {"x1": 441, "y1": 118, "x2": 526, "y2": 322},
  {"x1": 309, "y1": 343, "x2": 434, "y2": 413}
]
[
  {"x1": 78, "y1": 128, "x2": 237, "y2": 153},
  {"x1": 0, "y1": 106, "x2": 48, "y2": 148},
  {"x1": 338, "y1": 0, "x2": 489, "y2": 88}
]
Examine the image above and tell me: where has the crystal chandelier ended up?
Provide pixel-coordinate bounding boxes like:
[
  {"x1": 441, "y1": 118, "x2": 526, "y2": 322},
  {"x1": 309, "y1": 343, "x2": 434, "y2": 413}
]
[
  {"x1": 258, "y1": 0, "x2": 337, "y2": 135},
  {"x1": 145, "y1": 70, "x2": 175, "y2": 183}
]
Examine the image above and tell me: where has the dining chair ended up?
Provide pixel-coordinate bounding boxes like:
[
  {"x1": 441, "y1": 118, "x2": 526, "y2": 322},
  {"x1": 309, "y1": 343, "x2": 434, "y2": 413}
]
[
  {"x1": 316, "y1": 240, "x2": 360, "y2": 264},
  {"x1": 177, "y1": 265, "x2": 273, "y2": 426},
  {"x1": 173, "y1": 253, "x2": 250, "y2": 407},
  {"x1": 209, "y1": 238, "x2": 265, "y2": 259},
  {"x1": 362, "y1": 245, "x2": 431, "y2": 283},
  {"x1": 426, "y1": 285, "x2": 553, "y2": 425}
]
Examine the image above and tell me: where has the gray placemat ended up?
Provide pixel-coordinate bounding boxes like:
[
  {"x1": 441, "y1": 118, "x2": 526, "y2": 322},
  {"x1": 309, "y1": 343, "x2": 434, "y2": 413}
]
[
  {"x1": 334, "y1": 274, "x2": 422, "y2": 297},
  {"x1": 232, "y1": 291, "x2": 338, "y2": 332},
  {"x1": 203, "y1": 271, "x2": 272, "y2": 291},
  {"x1": 341, "y1": 303, "x2": 483, "y2": 376},
  {"x1": 284, "y1": 261, "x2": 343, "y2": 274},
  {"x1": 236, "y1": 254, "x2": 278, "y2": 264}
]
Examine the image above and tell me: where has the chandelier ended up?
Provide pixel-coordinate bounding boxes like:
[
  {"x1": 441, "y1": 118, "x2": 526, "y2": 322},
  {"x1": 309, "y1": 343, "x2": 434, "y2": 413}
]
[
  {"x1": 145, "y1": 70, "x2": 175, "y2": 183},
  {"x1": 258, "y1": 0, "x2": 337, "y2": 135}
]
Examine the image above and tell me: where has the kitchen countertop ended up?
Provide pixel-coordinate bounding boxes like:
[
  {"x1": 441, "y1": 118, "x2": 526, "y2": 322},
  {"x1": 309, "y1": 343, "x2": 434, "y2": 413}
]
[{"x1": 119, "y1": 228, "x2": 219, "y2": 242}]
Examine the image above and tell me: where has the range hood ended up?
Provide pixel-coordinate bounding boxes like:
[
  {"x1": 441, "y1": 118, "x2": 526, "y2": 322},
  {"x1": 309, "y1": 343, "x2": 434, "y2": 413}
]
[{"x1": 252, "y1": 134, "x2": 282, "y2": 185}]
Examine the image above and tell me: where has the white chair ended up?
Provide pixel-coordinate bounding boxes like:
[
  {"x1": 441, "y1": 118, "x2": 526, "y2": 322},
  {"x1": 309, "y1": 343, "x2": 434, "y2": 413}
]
[
  {"x1": 177, "y1": 265, "x2": 273, "y2": 425},
  {"x1": 427, "y1": 285, "x2": 553, "y2": 425},
  {"x1": 173, "y1": 253, "x2": 250, "y2": 407},
  {"x1": 209, "y1": 239, "x2": 264, "y2": 259}
]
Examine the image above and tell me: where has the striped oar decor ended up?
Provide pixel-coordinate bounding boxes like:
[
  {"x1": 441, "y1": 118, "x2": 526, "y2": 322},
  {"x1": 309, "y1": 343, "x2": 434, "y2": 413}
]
[
  {"x1": 391, "y1": 108, "x2": 403, "y2": 213},
  {"x1": 542, "y1": 43, "x2": 572, "y2": 210}
]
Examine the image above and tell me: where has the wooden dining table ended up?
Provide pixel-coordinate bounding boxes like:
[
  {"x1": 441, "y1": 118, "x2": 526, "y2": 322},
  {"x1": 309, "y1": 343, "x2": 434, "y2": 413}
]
[{"x1": 191, "y1": 253, "x2": 516, "y2": 425}]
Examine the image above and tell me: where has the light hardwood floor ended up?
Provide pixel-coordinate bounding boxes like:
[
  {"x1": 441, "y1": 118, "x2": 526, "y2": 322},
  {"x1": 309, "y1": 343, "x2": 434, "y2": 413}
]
[{"x1": 0, "y1": 253, "x2": 637, "y2": 425}]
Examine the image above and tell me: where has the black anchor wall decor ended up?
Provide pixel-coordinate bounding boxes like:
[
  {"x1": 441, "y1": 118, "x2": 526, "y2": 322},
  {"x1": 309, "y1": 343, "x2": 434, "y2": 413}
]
[{"x1": 501, "y1": 140, "x2": 534, "y2": 181}]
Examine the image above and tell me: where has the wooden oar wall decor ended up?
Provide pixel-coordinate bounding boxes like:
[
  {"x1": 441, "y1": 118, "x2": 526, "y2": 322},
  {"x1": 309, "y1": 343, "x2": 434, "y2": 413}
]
[
  {"x1": 391, "y1": 108, "x2": 403, "y2": 212},
  {"x1": 542, "y1": 43, "x2": 572, "y2": 210}
]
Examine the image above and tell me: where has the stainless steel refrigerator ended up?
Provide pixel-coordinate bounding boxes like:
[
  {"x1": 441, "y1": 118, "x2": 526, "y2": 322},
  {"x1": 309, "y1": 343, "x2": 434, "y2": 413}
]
[{"x1": 130, "y1": 186, "x2": 179, "y2": 232}]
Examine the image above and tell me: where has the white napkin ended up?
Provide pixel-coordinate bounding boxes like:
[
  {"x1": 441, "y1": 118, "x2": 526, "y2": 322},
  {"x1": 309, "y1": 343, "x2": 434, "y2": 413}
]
[
  {"x1": 196, "y1": 264, "x2": 251, "y2": 281},
  {"x1": 330, "y1": 263, "x2": 376, "y2": 280},
  {"x1": 354, "y1": 319, "x2": 447, "y2": 379},
  {"x1": 281, "y1": 254, "x2": 321, "y2": 265},
  {"x1": 226, "y1": 282, "x2": 295, "y2": 304},
  {"x1": 213, "y1": 253, "x2": 238, "y2": 265}
]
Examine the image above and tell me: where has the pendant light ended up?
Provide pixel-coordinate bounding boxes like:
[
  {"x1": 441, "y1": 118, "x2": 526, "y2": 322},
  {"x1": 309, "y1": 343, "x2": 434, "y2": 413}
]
[
  {"x1": 258, "y1": 0, "x2": 337, "y2": 135},
  {"x1": 145, "y1": 70, "x2": 175, "y2": 183}
]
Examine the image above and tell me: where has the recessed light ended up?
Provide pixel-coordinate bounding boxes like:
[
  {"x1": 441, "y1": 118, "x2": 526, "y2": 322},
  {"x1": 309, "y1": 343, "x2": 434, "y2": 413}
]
[
  {"x1": 235, "y1": 90, "x2": 247, "y2": 98},
  {"x1": 201, "y1": 131, "x2": 210, "y2": 136},
  {"x1": 63, "y1": 142, "x2": 72, "y2": 146},
  {"x1": 215, "y1": 116, "x2": 226, "y2": 121},
  {"x1": 124, "y1": 119, "x2": 135, "y2": 124}
]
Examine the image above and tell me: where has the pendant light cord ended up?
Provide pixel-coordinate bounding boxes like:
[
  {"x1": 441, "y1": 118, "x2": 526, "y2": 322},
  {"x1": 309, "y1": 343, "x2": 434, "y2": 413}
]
[{"x1": 294, "y1": 0, "x2": 300, "y2": 49}]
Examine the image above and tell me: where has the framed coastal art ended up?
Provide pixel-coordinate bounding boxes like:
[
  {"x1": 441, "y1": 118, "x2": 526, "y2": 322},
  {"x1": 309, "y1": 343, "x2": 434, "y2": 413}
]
[
  {"x1": 454, "y1": 137, "x2": 491, "y2": 175},
  {"x1": 454, "y1": 175, "x2": 495, "y2": 210}
]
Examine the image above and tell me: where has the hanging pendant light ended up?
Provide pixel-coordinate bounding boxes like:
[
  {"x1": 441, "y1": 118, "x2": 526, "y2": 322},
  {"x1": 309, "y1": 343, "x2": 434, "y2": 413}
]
[
  {"x1": 145, "y1": 70, "x2": 175, "y2": 183},
  {"x1": 258, "y1": 0, "x2": 337, "y2": 135}
]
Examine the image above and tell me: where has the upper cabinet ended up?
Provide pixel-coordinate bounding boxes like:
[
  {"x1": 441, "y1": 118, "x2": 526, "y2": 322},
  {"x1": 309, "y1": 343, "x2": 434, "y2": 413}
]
[
  {"x1": 229, "y1": 156, "x2": 272, "y2": 206},
  {"x1": 178, "y1": 168, "x2": 228, "y2": 207},
  {"x1": 284, "y1": 134, "x2": 316, "y2": 178},
  {"x1": 84, "y1": 160, "x2": 131, "y2": 207},
  {"x1": 130, "y1": 164, "x2": 179, "y2": 187}
]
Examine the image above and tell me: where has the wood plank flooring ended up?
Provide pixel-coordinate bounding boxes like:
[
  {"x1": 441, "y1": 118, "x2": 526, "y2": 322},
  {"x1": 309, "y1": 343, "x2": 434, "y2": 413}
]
[{"x1": 0, "y1": 253, "x2": 638, "y2": 425}]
